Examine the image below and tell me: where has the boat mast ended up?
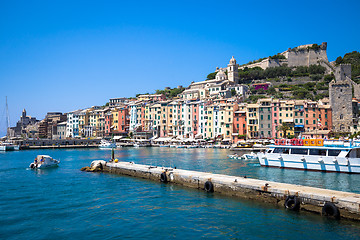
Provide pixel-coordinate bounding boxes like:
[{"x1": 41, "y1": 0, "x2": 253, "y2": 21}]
[{"x1": 6, "y1": 96, "x2": 10, "y2": 137}]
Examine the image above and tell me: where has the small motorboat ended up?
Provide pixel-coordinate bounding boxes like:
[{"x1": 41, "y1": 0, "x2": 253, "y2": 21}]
[
  {"x1": 228, "y1": 154, "x2": 240, "y2": 159},
  {"x1": 240, "y1": 152, "x2": 258, "y2": 160},
  {"x1": 29, "y1": 155, "x2": 60, "y2": 169},
  {"x1": 99, "y1": 139, "x2": 117, "y2": 149}
]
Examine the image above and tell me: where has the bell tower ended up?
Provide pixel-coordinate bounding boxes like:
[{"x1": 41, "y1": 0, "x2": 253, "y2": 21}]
[{"x1": 227, "y1": 56, "x2": 239, "y2": 83}]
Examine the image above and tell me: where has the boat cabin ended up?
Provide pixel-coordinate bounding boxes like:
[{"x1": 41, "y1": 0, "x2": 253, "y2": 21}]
[{"x1": 266, "y1": 145, "x2": 357, "y2": 158}]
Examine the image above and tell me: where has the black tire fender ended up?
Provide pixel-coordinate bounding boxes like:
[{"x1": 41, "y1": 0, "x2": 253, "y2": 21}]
[
  {"x1": 204, "y1": 181, "x2": 214, "y2": 192},
  {"x1": 160, "y1": 172, "x2": 168, "y2": 183},
  {"x1": 284, "y1": 195, "x2": 300, "y2": 211},
  {"x1": 322, "y1": 202, "x2": 340, "y2": 220}
]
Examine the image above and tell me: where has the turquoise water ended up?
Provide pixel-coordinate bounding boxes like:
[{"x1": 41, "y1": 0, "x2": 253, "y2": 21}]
[{"x1": 1, "y1": 148, "x2": 360, "y2": 239}]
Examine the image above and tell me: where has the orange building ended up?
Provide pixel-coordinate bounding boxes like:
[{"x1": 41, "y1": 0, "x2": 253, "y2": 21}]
[
  {"x1": 232, "y1": 110, "x2": 247, "y2": 143},
  {"x1": 116, "y1": 107, "x2": 130, "y2": 134},
  {"x1": 304, "y1": 102, "x2": 332, "y2": 133}
]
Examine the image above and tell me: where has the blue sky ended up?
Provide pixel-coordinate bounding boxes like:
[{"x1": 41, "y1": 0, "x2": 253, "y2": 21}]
[{"x1": 0, "y1": 0, "x2": 359, "y2": 136}]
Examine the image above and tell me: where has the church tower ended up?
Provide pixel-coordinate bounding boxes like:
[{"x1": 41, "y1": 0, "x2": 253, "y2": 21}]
[
  {"x1": 22, "y1": 109, "x2": 26, "y2": 119},
  {"x1": 227, "y1": 56, "x2": 239, "y2": 83}
]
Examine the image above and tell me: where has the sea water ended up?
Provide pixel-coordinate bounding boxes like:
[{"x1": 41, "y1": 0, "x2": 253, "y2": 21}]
[{"x1": 1, "y1": 148, "x2": 360, "y2": 239}]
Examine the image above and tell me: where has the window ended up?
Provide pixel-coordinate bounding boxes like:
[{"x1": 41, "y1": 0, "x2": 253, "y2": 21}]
[
  {"x1": 273, "y1": 148, "x2": 290, "y2": 154},
  {"x1": 291, "y1": 148, "x2": 308, "y2": 155},
  {"x1": 328, "y1": 150, "x2": 341, "y2": 156},
  {"x1": 309, "y1": 149, "x2": 326, "y2": 156}
]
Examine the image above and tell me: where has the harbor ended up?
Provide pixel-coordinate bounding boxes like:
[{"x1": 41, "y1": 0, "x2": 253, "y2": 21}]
[{"x1": 2, "y1": 147, "x2": 360, "y2": 239}]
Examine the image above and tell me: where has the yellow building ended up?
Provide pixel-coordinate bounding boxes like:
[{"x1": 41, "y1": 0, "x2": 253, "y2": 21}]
[
  {"x1": 111, "y1": 108, "x2": 119, "y2": 132},
  {"x1": 205, "y1": 105, "x2": 214, "y2": 139},
  {"x1": 278, "y1": 100, "x2": 295, "y2": 138},
  {"x1": 219, "y1": 103, "x2": 236, "y2": 141},
  {"x1": 246, "y1": 103, "x2": 259, "y2": 139},
  {"x1": 79, "y1": 109, "x2": 90, "y2": 137}
]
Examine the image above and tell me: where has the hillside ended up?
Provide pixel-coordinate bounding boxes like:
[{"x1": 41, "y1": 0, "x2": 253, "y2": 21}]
[{"x1": 206, "y1": 50, "x2": 360, "y2": 103}]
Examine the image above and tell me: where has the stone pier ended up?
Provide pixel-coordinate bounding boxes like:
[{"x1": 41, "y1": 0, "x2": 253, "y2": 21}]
[{"x1": 87, "y1": 161, "x2": 360, "y2": 221}]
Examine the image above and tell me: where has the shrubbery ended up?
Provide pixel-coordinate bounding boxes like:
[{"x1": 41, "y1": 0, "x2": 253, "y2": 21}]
[{"x1": 237, "y1": 64, "x2": 326, "y2": 81}]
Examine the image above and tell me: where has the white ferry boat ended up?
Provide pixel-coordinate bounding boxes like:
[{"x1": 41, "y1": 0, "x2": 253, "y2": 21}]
[{"x1": 257, "y1": 139, "x2": 360, "y2": 173}]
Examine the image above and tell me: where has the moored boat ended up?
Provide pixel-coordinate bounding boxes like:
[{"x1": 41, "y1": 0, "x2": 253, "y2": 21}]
[
  {"x1": 0, "y1": 142, "x2": 19, "y2": 151},
  {"x1": 99, "y1": 139, "x2": 117, "y2": 149},
  {"x1": 258, "y1": 139, "x2": 360, "y2": 173},
  {"x1": 29, "y1": 155, "x2": 60, "y2": 169},
  {"x1": 241, "y1": 152, "x2": 258, "y2": 160}
]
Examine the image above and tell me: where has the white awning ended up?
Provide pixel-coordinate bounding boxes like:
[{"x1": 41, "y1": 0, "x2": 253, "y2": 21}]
[
  {"x1": 113, "y1": 136, "x2": 123, "y2": 140},
  {"x1": 154, "y1": 137, "x2": 173, "y2": 142},
  {"x1": 222, "y1": 138, "x2": 231, "y2": 141}
]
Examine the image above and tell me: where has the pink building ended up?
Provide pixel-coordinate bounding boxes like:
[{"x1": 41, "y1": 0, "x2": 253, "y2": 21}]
[
  {"x1": 252, "y1": 82, "x2": 271, "y2": 91},
  {"x1": 105, "y1": 113, "x2": 113, "y2": 136},
  {"x1": 192, "y1": 103, "x2": 199, "y2": 136},
  {"x1": 271, "y1": 100, "x2": 280, "y2": 138}
]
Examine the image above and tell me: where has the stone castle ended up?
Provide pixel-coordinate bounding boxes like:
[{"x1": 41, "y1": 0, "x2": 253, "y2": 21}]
[{"x1": 240, "y1": 42, "x2": 329, "y2": 70}]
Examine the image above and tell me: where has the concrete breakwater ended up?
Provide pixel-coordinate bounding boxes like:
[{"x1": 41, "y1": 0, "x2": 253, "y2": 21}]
[{"x1": 85, "y1": 161, "x2": 360, "y2": 221}]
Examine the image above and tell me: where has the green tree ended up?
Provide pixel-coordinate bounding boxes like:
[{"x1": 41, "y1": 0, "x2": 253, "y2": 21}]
[
  {"x1": 324, "y1": 74, "x2": 335, "y2": 83},
  {"x1": 266, "y1": 87, "x2": 276, "y2": 95},
  {"x1": 335, "y1": 56, "x2": 343, "y2": 65},
  {"x1": 231, "y1": 89, "x2": 237, "y2": 96},
  {"x1": 279, "y1": 123, "x2": 290, "y2": 138},
  {"x1": 206, "y1": 72, "x2": 217, "y2": 80}
]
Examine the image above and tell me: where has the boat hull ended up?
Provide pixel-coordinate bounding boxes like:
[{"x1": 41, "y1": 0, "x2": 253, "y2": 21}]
[
  {"x1": 0, "y1": 145, "x2": 19, "y2": 151},
  {"x1": 257, "y1": 152, "x2": 360, "y2": 173}
]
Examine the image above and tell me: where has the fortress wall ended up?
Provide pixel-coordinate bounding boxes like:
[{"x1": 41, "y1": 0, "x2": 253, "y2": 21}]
[
  {"x1": 286, "y1": 49, "x2": 328, "y2": 67},
  {"x1": 239, "y1": 59, "x2": 270, "y2": 70}
]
